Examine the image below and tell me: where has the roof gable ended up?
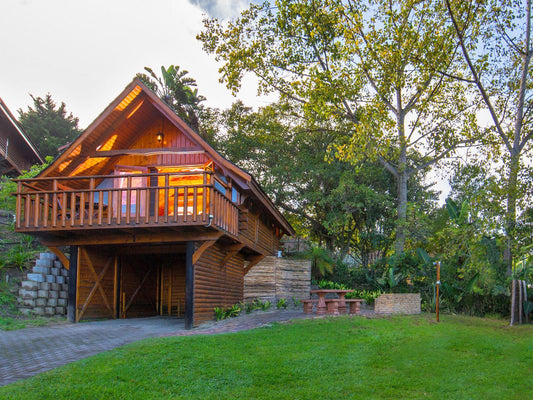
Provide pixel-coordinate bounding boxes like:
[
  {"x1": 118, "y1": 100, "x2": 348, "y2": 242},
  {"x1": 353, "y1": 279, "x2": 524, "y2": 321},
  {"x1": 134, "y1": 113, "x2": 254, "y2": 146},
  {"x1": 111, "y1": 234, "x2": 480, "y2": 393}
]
[
  {"x1": 0, "y1": 98, "x2": 44, "y2": 175},
  {"x1": 38, "y1": 78, "x2": 294, "y2": 236}
]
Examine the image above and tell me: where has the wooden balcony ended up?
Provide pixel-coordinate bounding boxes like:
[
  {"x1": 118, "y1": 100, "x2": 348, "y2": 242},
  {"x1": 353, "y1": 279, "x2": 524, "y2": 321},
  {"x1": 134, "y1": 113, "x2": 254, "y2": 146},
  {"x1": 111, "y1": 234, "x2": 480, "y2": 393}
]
[{"x1": 13, "y1": 172, "x2": 239, "y2": 238}]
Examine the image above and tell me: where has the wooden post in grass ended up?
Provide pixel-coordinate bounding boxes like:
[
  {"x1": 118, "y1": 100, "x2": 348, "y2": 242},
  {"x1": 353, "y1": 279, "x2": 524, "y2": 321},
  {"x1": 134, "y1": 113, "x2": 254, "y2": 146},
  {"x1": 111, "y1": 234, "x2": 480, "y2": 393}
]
[{"x1": 435, "y1": 261, "x2": 441, "y2": 323}]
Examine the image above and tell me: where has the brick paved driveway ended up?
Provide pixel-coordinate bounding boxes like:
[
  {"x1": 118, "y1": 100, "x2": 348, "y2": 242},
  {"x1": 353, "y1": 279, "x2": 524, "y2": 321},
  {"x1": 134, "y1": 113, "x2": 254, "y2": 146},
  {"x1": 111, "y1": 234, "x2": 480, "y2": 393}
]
[
  {"x1": 0, "y1": 310, "x2": 334, "y2": 387},
  {"x1": 0, "y1": 317, "x2": 182, "y2": 386}
]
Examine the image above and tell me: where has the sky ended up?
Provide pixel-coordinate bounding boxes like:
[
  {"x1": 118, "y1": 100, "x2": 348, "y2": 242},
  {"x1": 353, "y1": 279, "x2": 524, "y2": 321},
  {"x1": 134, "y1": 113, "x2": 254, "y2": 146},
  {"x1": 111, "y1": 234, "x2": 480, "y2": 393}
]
[{"x1": 0, "y1": 0, "x2": 260, "y2": 128}]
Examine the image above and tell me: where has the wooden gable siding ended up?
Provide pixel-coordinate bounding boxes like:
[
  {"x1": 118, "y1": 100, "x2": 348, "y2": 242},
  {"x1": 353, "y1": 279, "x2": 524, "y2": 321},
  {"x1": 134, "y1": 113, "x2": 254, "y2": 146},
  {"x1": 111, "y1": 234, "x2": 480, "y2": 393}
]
[
  {"x1": 76, "y1": 246, "x2": 116, "y2": 321},
  {"x1": 111, "y1": 120, "x2": 209, "y2": 168},
  {"x1": 193, "y1": 243, "x2": 245, "y2": 325}
]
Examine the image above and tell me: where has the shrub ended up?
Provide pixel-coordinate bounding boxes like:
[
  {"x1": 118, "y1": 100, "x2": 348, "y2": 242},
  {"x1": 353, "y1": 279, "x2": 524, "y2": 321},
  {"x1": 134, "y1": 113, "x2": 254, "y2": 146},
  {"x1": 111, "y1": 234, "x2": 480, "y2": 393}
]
[{"x1": 276, "y1": 298, "x2": 287, "y2": 309}]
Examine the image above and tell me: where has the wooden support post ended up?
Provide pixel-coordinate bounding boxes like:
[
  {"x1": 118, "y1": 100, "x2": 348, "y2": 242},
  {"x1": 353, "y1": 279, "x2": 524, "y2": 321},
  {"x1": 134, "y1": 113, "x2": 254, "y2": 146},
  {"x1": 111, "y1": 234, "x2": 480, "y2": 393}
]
[
  {"x1": 168, "y1": 267, "x2": 172, "y2": 316},
  {"x1": 67, "y1": 246, "x2": 78, "y2": 323},
  {"x1": 185, "y1": 241, "x2": 194, "y2": 330}
]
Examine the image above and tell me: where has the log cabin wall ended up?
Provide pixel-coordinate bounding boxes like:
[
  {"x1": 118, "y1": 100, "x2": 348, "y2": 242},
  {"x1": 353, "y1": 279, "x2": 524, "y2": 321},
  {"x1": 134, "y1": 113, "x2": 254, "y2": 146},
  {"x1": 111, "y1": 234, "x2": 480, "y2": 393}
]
[
  {"x1": 193, "y1": 243, "x2": 245, "y2": 325},
  {"x1": 239, "y1": 213, "x2": 281, "y2": 254},
  {"x1": 76, "y1": 246, "x2": 116, "y2": 321}
]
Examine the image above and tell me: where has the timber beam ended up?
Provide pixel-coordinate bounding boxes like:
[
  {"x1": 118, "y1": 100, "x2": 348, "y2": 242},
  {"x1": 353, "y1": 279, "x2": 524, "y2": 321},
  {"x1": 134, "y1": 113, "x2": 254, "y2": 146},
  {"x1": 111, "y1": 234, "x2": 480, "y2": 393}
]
[
  {"x1": 192, "y1": 240, "x2": 219, "y2": 264},
  {"x1": 40, "y1": 231, "x2": 223, "y2": 247},
  {"x1": 244, "y1": 255, "x2": 266, "y2": 276},
  {"x1": 219, "y1": 244, "x2": 245, "y2": 268},
  {"x1": 47, "y1": 246, "x2": 70, "y2": 270}
]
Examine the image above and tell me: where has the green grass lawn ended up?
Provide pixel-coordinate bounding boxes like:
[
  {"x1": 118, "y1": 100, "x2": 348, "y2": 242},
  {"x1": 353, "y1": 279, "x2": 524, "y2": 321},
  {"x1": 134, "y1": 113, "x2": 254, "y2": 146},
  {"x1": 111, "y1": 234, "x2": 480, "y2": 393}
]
[{"x1": 1, "y1": 314, "x2": 532, "y2": 399}]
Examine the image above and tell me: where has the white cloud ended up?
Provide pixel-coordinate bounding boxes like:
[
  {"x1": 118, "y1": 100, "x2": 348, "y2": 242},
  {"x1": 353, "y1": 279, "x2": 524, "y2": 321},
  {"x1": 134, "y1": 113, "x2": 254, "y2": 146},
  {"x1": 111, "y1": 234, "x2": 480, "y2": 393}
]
[
  {"x1": 188, "y1": 0, "x2": 252, "y2": 19},
  {"x1": 0, "y1": 0, "x2": 264, "y2": 128}
]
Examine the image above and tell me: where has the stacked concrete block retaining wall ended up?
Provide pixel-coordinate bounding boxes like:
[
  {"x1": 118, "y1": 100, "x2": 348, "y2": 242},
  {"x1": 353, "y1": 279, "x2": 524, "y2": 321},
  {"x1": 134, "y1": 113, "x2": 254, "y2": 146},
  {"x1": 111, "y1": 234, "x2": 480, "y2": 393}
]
[
  {"x1": 18, "y1": 252, "x2": 69, "y2": 317},
  {"x1": 374, "y1": 293, "x2": 421, "y2": 315},
  {"x1": 244, "y1": 256, "x2": 311, "y2": 305}
]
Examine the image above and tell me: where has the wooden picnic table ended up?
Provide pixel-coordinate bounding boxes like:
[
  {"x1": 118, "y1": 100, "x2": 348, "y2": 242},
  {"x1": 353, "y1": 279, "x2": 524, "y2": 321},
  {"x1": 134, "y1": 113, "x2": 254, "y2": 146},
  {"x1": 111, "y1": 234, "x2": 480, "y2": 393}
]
[{"x1": 310, "y1": 289, "x2": 353, "y2": 315}]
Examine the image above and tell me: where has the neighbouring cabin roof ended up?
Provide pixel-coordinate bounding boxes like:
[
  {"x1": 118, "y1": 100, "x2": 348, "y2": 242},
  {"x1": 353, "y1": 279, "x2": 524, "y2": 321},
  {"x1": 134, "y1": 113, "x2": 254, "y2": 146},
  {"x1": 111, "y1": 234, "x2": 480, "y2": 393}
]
[
  {"x1": 37, "y1": 78, "x2": 295, "y2": 236},
  {"x1": 0, "y1": 98, "x2": 44, "y2": 176}
]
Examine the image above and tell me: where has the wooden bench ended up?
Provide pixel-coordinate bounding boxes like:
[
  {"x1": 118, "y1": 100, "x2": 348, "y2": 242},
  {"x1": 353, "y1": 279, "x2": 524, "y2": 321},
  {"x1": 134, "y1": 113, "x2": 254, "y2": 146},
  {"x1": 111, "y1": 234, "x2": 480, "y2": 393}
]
[
  {"x1": 302, "y1": 299, "x2": 318, "y2": 314},
  {"x1": 345, "y1": 299, "x2": 364, "y2": 315}
]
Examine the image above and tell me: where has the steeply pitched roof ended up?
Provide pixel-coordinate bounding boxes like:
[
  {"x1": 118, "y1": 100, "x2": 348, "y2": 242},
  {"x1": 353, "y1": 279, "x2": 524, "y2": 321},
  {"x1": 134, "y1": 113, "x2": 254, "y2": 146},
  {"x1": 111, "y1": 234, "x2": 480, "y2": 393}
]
[
  {"x1": 38, "y1": 78, "x2": 294, "y2": 236},
  {"x1": 0, "y1": 98, "x2": 44, "y2": 175}
]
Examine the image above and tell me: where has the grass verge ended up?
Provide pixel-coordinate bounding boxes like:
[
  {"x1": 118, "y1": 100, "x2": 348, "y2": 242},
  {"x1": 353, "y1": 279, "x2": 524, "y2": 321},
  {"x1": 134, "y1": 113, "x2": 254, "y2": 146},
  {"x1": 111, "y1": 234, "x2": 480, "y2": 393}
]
[{"x1": 1, "y1": 314, "x2": 532, "y2": 399}]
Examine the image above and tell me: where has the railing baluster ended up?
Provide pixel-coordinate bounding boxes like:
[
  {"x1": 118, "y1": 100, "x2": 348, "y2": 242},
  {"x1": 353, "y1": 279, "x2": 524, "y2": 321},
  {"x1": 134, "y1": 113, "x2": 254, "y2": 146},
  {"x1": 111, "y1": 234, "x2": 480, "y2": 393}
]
[
  {"x1": 107, "y1": 190, "x2": 112, "y2": 225},
  {"x1": 173, "y1": 187, "x2": 178, "y2": 223},
  {"x1": 61, "y1": 192, "x2": 66, "y2": 227},
  {"x1": 43, "y1": 193, "x2": 49, "y2": 228},
  {"x1": 145, "y1": 188, "x2": 150, "y2": 224},
  {"x1": 135, "y1": 189, "x2": 140, "y2": 224},
  {"x1": 52, "y1": 180, "x2": 58, "y2": 228},
  {"x1": 79, "y1": 191, "x2": 85, "y2": 226},
  {"x1": 154, "y1": 188, "x2": 159, "y2": 224},
  {"x1": 34, "y1": 193, "x2": 40, "y2": 227},
  {"x1": 193, "y1": 187, "x2": 198, "y2": 222},
  {"x1": 98, "y1": 190, "x2": 103, "y2": 225},
  {"x1": 183, "y1": 187, "x2": 188, "y2": 223},
  {"x1": 126, "y1": 176, "x2": 131, "y2": 225},
  {"x1": 117, "y1": 189, "x2": 122, "y2": 225},
  {"x1": 70, "y1": 192, "x2": 76, "y2": 227},
  {"x1": 164, "y1": 175, "x2": 169, "y2": 223},
  {"x1": 88, "y1": 178, "x2": 95, "y2": 226}
]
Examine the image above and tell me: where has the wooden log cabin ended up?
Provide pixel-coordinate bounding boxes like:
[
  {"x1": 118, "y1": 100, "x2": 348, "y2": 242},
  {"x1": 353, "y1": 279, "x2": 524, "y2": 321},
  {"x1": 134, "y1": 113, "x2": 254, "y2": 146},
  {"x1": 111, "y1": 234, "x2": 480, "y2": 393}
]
[
  {"x1": 13, "y1": 79, "x2": 294, "y2": 328},
  {"x1": 0, "y1": 98, "x2": 44, "y2": 176}
]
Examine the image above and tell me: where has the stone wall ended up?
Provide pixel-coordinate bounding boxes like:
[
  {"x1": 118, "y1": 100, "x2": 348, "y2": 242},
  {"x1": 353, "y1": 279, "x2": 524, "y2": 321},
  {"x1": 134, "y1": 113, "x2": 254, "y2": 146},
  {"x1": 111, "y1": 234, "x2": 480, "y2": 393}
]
[
  {"x1": 244, "y1": 256, "x2": 311, "y2": 305},
  {"x1": 18, "y1": 252, "x2": 69, "y2": 317},
  {"x1": 374, "y1": 293, "x2": 421, "y2": 315}
]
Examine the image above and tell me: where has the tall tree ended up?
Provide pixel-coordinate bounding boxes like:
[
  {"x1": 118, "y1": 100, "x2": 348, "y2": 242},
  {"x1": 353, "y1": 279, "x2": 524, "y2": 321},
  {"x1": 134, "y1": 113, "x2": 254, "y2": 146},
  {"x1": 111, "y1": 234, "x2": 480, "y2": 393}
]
[
  {"x1": 199, "y1": 0, "x2": 475, "y2": 253},
  {"x1": 18, "y1": 94, "x2": 81, "y2": 158},
  {"x1": 211, "y1": 100, "x2": 433, "y2": 265},
  {"x1": 137, "y1": 65, "x2": 207, "y2": 136},
  {"x1": 444, "y1": 0, "x2": 533, "y2": 282}
]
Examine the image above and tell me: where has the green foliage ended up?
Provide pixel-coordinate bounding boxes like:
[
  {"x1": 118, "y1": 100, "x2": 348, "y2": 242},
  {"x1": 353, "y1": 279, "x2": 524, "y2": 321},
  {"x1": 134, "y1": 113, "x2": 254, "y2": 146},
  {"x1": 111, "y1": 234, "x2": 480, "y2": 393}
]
[
  {"x1": 17, "y1": 94, "x2": 81, "y2": 158},
  {"x1": 276, "y1": 298, "x2": 288, "y2": 309},
  {"x1": 0, "y1": 158, "x2": 51, "y2": 213},
  {"x1": 315, "y1": 279, "x2": 348, "y2": 290},
  {"x1": 292, "y1": 296, "x2": 301, "y2": 307},
  {"x1": 200, "y1": 0, "x2": 473, "y2": 253},
  {"x1": 137, "y1": 65, "x2": 207, "y2": 137},
  {"x1": 345, "y1": 289, "x2": 384, "y2": 305},
  {"x1": 376, "y1": 267, "x2": 404, "y2": 292}
]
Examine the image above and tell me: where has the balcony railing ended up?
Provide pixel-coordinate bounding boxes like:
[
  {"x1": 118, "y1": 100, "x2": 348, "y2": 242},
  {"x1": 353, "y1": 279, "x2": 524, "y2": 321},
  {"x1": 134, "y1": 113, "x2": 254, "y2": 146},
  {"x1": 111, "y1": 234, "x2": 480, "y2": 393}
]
[{"x1": 14, "y1": 173, "x2": 239, "y2": 237}]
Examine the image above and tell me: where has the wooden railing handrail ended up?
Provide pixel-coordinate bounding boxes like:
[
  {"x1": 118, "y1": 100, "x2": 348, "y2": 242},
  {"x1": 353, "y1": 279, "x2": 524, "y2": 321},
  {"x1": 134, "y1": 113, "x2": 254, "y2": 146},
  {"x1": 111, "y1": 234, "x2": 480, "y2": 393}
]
[
  {"x1": 13, "y1": 171, "x2": 214, "y2": 182},
  {"x1": 13, "y1": 183, "x2": 217, "y2": 196}
]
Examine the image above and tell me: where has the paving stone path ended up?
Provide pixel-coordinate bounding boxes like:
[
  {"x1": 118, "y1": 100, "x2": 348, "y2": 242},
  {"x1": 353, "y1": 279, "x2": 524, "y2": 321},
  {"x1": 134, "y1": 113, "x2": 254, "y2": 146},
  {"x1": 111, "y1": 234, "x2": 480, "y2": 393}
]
[
  {"x1": 0, "y1": 317, "x2": 181, "y2": 386},
  {"x1": 0, "y1": 310, "x2": 316, "y2": 387}
]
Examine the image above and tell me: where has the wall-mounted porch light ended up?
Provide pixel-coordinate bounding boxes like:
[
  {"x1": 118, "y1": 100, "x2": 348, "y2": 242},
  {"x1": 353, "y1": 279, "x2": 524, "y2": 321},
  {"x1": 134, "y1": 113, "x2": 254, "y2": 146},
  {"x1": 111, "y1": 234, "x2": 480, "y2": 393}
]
[{"x1": 156, "y1": 132, "x2": 164, "y2": 143}]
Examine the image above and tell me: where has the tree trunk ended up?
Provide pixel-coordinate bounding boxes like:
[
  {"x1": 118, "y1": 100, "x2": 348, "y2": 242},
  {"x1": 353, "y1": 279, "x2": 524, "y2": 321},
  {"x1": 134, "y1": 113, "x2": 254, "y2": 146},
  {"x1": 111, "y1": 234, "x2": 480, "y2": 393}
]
[
  {"x1": 395, "y1": 93, "x2": 407, "y2": 255},
  {"x1": 510, "y1": 279, "x2": 516, "y2": 326},
  {"x1": 504, "y1": 150, "x2": 520, "y2": 277}
]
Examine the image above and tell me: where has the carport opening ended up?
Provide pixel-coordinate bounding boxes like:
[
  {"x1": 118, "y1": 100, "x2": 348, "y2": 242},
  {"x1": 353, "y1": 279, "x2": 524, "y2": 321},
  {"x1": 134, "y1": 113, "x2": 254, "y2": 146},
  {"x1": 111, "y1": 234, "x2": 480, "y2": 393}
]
[
  {"x1": 120, "y1": 253, "x2": 186, "y2": 318},
  {"x1": 76, "y1": 246, "x2": 186, "y2": 321}
]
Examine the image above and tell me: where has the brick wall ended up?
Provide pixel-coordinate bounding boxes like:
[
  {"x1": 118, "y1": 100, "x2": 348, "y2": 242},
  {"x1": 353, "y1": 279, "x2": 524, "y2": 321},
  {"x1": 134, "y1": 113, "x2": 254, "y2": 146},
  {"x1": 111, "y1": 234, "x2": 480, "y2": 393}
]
[
  {"x1": 244, "y1": 256, "x2": 311, "y2": 305},
  {"x1": 374, "y1": 293, "x2": 421, "y2": 315}
]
